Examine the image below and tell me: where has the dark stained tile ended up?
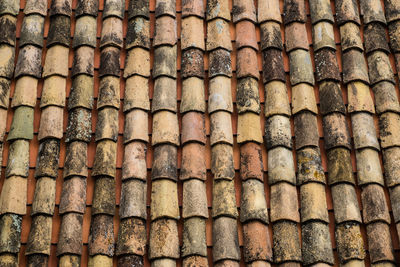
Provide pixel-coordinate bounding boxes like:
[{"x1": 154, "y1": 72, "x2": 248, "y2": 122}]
[
  {"x1": 364, "y1": 23, "x2": 390, "y2": 54},
  {"x1": 262, "y1": 49, "x2": 286, "y2": 83},
  {"x1": 88, "y1": 215, "x2": 115, "y2": 256},
  {"x1": 65, "y1": 108, "x2": 92, "y2": 143},
  {"x1": 47, "y1": 15, "x2": 70, "y2": 48},
  {"x1": 335, "y1": 0, "x2": 360, "y2": 25},
  {"x1": 206, "y1": 0, "x2": 230, "y2": 21},
  {"x1": 35, "y1": 139, "x2": 60, "y2": 179},
  {"x1": 119, "y1": 180, "x2": 146, "y2": 219},
  {"x1": 283, "y1": 0, "x2": 307, "y2": 24},
  {"x1": 366, "y1": 222, "x2": 395, "y2": 263},
  {"x1": 260, "y1": 22, "x2": 283, "y2": 51},
  {"x1": 182, "y1": 217, "x2": 207, "y2": 256},
  {"x1": 340, "y1": 22, "x2": 363, "y2": 52},
  {"x1": 361, "y1": 184, "x2": 390, "y2": 224},
  {"x1": 322, "y1": 112, "x2": 351, "y2": 150},
  {"x1": 182, "y1": 48, "x2": 204, "y2": 79},
  {"x1": 385, "y1": 0, "x2": 400, "y2": 23},
  {"x1": 232, "y1": 0, "x2": 256, "y2": 23},
  {"x1": 75, "y1": 0, "x2": 98, "y2": 17},
  {"x1": 301, "y1": 222, "x2": 334, "y2": 265},
  {"x1": 236, "y1": 77, "x2": 260, "y2": 114},
  {"x1": 294, "y1": 112, "x2": 319, "y2": 149},
  {"x1": 212, "y1": 217, "x2": 240, "y2": 262},
  {"x1": 117, "y1": 255, "x2": 144, "y2": 267},
  {"x1": 127, "y1": 0, "x2": 149, "y2": 19},
  {"x1": 360, "y1": 0, "x2": 386, "y2": 24},
  {"x1": 126, "y1": 17, "x2": 151, "y2": 50},
  {"x1": 296, "y1": 147, "x2": 326, "y2": 185},
  {"x1": 14, "y1": 45, "x2": 42, "y2": 79},
  {"x1": 372, "y1": 81, "x2": 400, "y2": 114},
  {"x1": 102, "y1": 0, "x2": 125, "y2": 20},
  {"x1": 49, "y1": 0, "x2": 72, "y2": 17},
  {"x1": 63, "y1": 142, "x2": 88, "y2": 179},
  {"x1": 92, "y1": 177, "x2": 116, "y2": 216},
  {"x1": 19, "y1": 15, "x2": 45, "y2": 48},
  {"x1": 72, "y1": 16, "x2": 97, "y2": 48},
  {"x1": 342, "y1": 50, "x2": 370, "y2": 84},
  {"x1": 116, "y1": 218, "x2": 146, "y2": 256},
  {"x1": 151, "y1": 144, "x2": 178, "y2": 181},
  {"x1": 240, "y1": 179, "x2": 269, "y2": 223},
  {"x1": 99, "y1": 46, "x2": 121, "y2": 77},
  {"x1": 56, "y1": 213, "x2": 84, "y2": 256},
  {"x1": 26, "y1": 215, "x2": 52, "y2": 255},
  {"x1": 149, "y1": 219, "x2": 179, "y2": 259},
  {"x1": 0, "y1": 214, "x2": 22, "y2": 254},
  {"x1": 272, "y1": 221, "x2": 302, "y2": 263},
  {"x1": 309, "y1": 0, "x2": 334, "y2": 24},
  {"x1": 155, "y1": 0, "x2": 176, "y2": 18},
  {"x1": 315, "y1": 49, "x2": 341, "y2": 82},
  {"x1": 98, "y1": 76, "x2": 120, "y2": 109},
  {"x1": 265, "y1": 115, "x2": 292, "y2": 149},
  {"x1": 289, "y1": 49, "x2": 315, "y2": 86},
  {"x1": 31, "y1": 177, "x2": 56, "y2": 215},
  {"x1": 319, "y1": 81, "x2": 346, "y2": 115},
  {"x1": 0, "y1": 15, "x2": 17, "y2": 46}
]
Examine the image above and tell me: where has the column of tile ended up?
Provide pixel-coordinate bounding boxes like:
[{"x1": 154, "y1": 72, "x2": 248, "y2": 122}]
[
  {"x1": 180, "y1": 0, "x2": 208, "y2": 266},
  {"x1": 259, "y1": 0, "x2": 301, "y2": 265},
  {"x1": 359, "y1": 0, "x2": 398, "y2": 264},
  {"x1": 336, "y1": 0, "x2": 392, "y2": 265},
  {"x1": 0, "y1": 0, "x2": 47, "y2": 265},
  {"x1": 206, "y1": 0, "x2": 240, "y2": 266},
  {"x1": 0, "y1": 0, "x2": 19, "y2": 172},
  {"x1": 148, "y1": 0, "x2": 180, "y2": 266},
  {"x1": 116, "y1": 0, "x2": 150, "y2": 266},
  {"x1": 24, "y1": 0, "x2": 71, "y2": 265},
  {"x1": 56, "y1": 1, "x2": 98, "y2": 265},
  {"x1": 88, "y1": 0, "x2": 124, "y2": 265},
  {"x1": 232, "y1": 0, "x2": 272, "y2": 266},
  {"x1": 386, "y1": 0, "x2": 400, "y2": 73}
]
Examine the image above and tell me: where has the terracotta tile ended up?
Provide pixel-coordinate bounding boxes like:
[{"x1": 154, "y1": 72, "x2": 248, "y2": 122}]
[
  {"x1": 270, "y1": 182, "x2": 300, "y2": 222},
  {"x1": 35, "y1": 139, "x2": 60, "y2": 178},
  {"x1": 11, "y1": 76, "x2": 38, "y2": 108},
  {"x1": 49, "y1": 0, "x2": 72, "y2": 16},
  {"x1": 236, "y1": 77, "x2": 260, "y2": 114},
  {"x1": 124, "y1": 75, "x2": 150, "y2": 112},
  {"x1": 40, "y1": 76, "x2": 66, "y2": 108},
  {"x1": 154, "y1": 16, "x2": 177, "y2": 47},
  {"x1": 289, "y1": 49, "x2": 315, "y2": 86},
  {"x1": 31, "y1": 177, "x2": 56, "y2": 215},
  {"x1": 208, "y1": 76, "x2": 233, "y2": 113},
  {"x1": 117, "y1": 255, "x2": 144, "y2": 267},
  {"x1": 152, "y1": 45, "x2": 177, "y2": 79},
  {"x1": 237, "y1": 47, "x2": 259, "y2": 79},
  {"x1": 182, "y1": 179, "x2": 208, "y2": 218},
  {"x1": 315, "y1": 49, "x2": 340, "y2": 82},
  {"x1": 92, "y1": 177, "x2": 115, "y2": 216},
  {"x1": 209, "y1": 48, "x2": 232, "y2": 77},
  {"x1": 24, "y1": 0, "x2": 47, "y2": 16},
  {"x1": 206, "y1": 19, "x2": 232, "y2": 52},
  {"x1": 88, "y1": 214, "x2": 114, "y2": 256},
  {"x1": 0, "y1": 45, "x2": 14, "y2": 80},
  {"x1": 264, "y1": 81, "x2": 291, "y2": 117},
  {"x1": 155, "y1": 0, "x2": 176, "y2": 18},
  {"x1": 102, "y1": 0, "x2": 124, "y2": 19},
  {"x1": 181, "y1": 142, "x2": 206, "y2": 180},
  {"x1": 181, "y1": 16, "x2": 205, "y2": 51},
  {"x1": 98, "y1": 76, "x2": 120, "y2": 109},
  {"x1": 335, "y1": 0, "x2": 360, "y2": 25},
  {"x1": 151, "y1": 144, "x2": 178, "y2": 181},
  {"x1": 260, "y1": 22, "x2": 283, "y2": 51},
  {"x1": 66, "y1": 108, "x2": 91, "y2": 142},
  {"x1": 262, "y1": 49, "x2": 286, "y2": 83},
  {"x1": 150, "y1": 179, "x2": 179, "y2": 220},
  {"x1": 212, "y1": 179, "x2": 238, "y2": 218},
  {"x1": 122, "y1": 141, "x2": 147, "y2": 181},
  {"x1": 126, "y1": 17, "x2": 150, "y2": 50},
  {"x1": 91, "y1": 140, "x2": 117, "y2": 178},
  {"x1": 6, "y1": 139, "x2": 29, "y2": 177},
  {"x1": 72, "y1": 16, "x2": 97, "y2": 48},
  {"x1": 240, "y1": 142, "x2": 263, "y2": 181},
  {"x1": 342, "y1": 50, "x2": 370, "y2": 84},
  {"x1": 94, "y1": 107, "x2": 118, "y2": 142},
  {"x1": 68, "y1": 75, "x2": 94, "y2": 110},
  {"x1": 211, "y1": 144, "x2": 235, "y2": 180},
  {"x1": 182, "y1": 218, "x2": 207, "y2": 257},
  {"x1": 152, "y1": 110, "x2": 179, "y2": 146},
  {"x1": 326, "y1": 147, "x2": 355, "y2": 185},
  {"x1": 339, "y1": 22, "x2": 363, "y2": 52},
  {"x1": 240, "y1": 179, "x2": 268, "y2": 223},
  {"x1": 181, "y1": 77, "x2": 206, "y2": 113},
  {"x1": 0, "y1": 78, "x2": 11, "y2": 109},
  {"x1": 57, "y1": 214, "x2": 83, "y2": 256},
  {"x1": 361, "y1": 184, "x2": 390, "y2": 224},
  {"x1": 390, "y1": 185, "x2": 400, "y2": 222},
  {"x1": 379, "y1": 112, "x2": 400, "y2": 149},
  {"x1": 235, "y1": 20, "x2": 257, "y2": 50},
  {"x1": 291, "y1": 83, "x2": 318, "y2": 115},
  {"x1": 364, "y1": 23, "x2": 390, "y2": 54},
  {"x1": 0, "y1": 214, "x2": 22, "y2": 253},
  {"x1": 116, "y1": 217, "x2": 146, "y2": 256},
  {"x1": 366, "y1": 222, "x2": 395, "y2": 263},
  {"x1": 212, "y1": 217, "x2": 240, "y2": 262},
  {"x1": 0, "y1": 108, "x2": 7, "y2": 140},
  {"x1": 63, "y1": 141, "x2": 88, "y2": 179},
  {"x1": 367, "y1": 51, "x2": 395, "y2": 85},
  {"x1": 312, "y1": 22, "x2": 336, "y2": 52},
  {"x1": 351, "y1": 112, "x2": 380, "y2": 150},
  {"x1": 272, "y1": 221, "x2": 302, "y2": 263},
  {"x1": 301, "y1": 222, "x2": 334, "y2": 265},
  {"x1": 0, "y1": 176, "x2": 27, "y2": 215},
  {"x1": 124, "y1": 48, "x2": 151, "y2": 78},
  {"x1": 267, "y1": 147, "x2": 296, "y2": 185},
  {"x1": 331, "y1": 183, "x2": 362, "y2": 223},
  {"x1": 182, "y1": 48, "x2": 204, "y2": 78},
  {"x1": 99, "y1": 46, "x2": 121, "y2": 77},
  {"x1": 283, "y1": 0, "x2": 306, "y2": 24},
  {"x1": 59, "y1": 176, "x2": 86, "y2": 214},
  {"x1": 75, "y1": 0, "x2": 98, "y2": 17},
  {"x1": 210, "y1": 111, "x2": 233, "y2": 145},
  {"x1": 19, "y1": 15, "x2": 45, "y2": 48},
  {"x1": 47, "y1": 15, "x2": 70, "y2": 48},
  {"x1": 100, "y1": 17, "x2": 123, "y2": 49},
  {"x1": 182, "y1": 0, "x2": 204, "y2": 18},
  {"x1": 323, "y1": 113, "x2": 351, "y2": 150},
  {"x1": 237, "y1": 112, "x2": 262, "y2": 143},
  {"x1": 285, "y1": 22, "x2": 308, "y2": 52},
  {"x1": 151, "y1": 258, "x2": 177, "y2": 266},
  {"x1": 296, "y1": 147, "x2": 326, "y2": 184},
  {"x1": 0, "y1": 0, "x2": 19, "y2": 16},
  {"x1": 182, "y1": 256, "x2": 208, "y2": 267},
  {"x1": 232, "y1": 0, "x2": 256, "y2": 23},
  {"x1": 335, "y1": 222, "x2": 365, "y2": 263},
  {"x1": 43, "y1": 45, "x2": 69, "y2": 78},
  {"x1": 360, "y1": 0, "x2": 386, "y2": 25},
  {"x1": 319, "y1": 81, "x2": 346, "y2": 115},
  {"x1": 26, "y1": 215, "x2": 52, "y2": 255},
  {"x1": 258, "y1": 0, "x2": 281, "y2": 23},
  {"x1": 347, "y1": 81, "x2": 375, "y2": 114},
  {"x1": 373, "y1": 81, "x2": 400, "y2": 114},
  {"x1": 301, "y1": 180, "x2": 328, "y2": 220},
  {"x1": 309, "y1": 0, "x2": 334, "y2": 24},
  {"x1": 127, "y1": 0, "x2": 149, "y2": 19},
  {"x1": 123, "y1": 109, "x2": 148, "y2": 144},
  {"x1": 181, "y1": 112, "x2": 206, "y2": 144},
  {"x1": 294, "y1": 112, "x2": 319, "y2": 149},
  {"x1": 242, "y1": 221, "x2": 272, "y2": 262},
  {"x1": 14, "y1": 45, "x2": 42, "y2": 79},
  {"x1": 246, "y1": 261, "x2": 271, "y2": 267},
  {"x1": 38, "y1": 106, "x2": 63, "y2": 140},
  {"x1": 385, "y1": 0, "x2": 400, "y2": 23},
  {"x1": 149, "y1": 219, "x2": 179, "y2": 259},
  {"x1": 206, "y1": 0, "x2": 230, "y2": 22},
  {"x1": 214, "y1": 260, "x2": 240, "y2": 267},
  {"x1": 0, "y1": 254, "x2": 19, "y2": 266}
]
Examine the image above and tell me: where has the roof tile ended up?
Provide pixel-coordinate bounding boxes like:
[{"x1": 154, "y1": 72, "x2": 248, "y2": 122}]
[
  {"x1": 212, "y1": 217, "x2": 240, "y2": 262},
  {"x1": 236, "y1": 77, "x2": 260, "y2": 114},
  {"x1": 357, "y1": 149, "x2": 383, "y2": 186},
  {"x1": 124, "y1": 47, "x2": 151, "y2": 77},
  {"x1": 237, "y1": 47, "x2": 259, "y2": 79},
  {"x1": 6, "y1": 139, "x2": 29, "y2": 177},
  {"x1": 236, "y1": 20, "x2": 258, "y2": 50},
  {"x1": 240, "y1": 179, "x2": 269, "y2": 223},
  {"x1": 155, "y1": 0, "x2": 176, "y2": 18},
  {"x1": 331, "y1": 183, "x2": 362, "y2": 223},
  {"x1": 383, "y1": 147, "x2": 400, "y2": 188},
  {"x1": 182, "y1": 0, "x2": 204, "y2": 18},
  {"x1": 319, "y1": 81, "x2": 346, "y2": 115},
  {"x1": 14, "y1": 45, "x2": 42, "y2": 78},
  {"x1": 95, "y1": 108, "x2": 119, "y2": 142},
  {"x1": 35, "y1": 139, "x2": 60, "y2": 178},
  {"x1": 206, "y1": 0, "x2": 230, "y2": 21},
  {"x1": 27, "y1": 254, "x2": 49, "y2": 266},
  {"x1": 181, "y1": 16, "x2": 205, "y2": 50},
  {"x1": 309, "y1": 0, "x2": 334, "y2": 24},
  {"x1": 214, "y1": 260, "x2": 241, "y2": 267},
  {"x1": 300, "y1": 183, "x2": 329, "y2": 222},
  {"x1": 270, "y1": 182, "x2": 300, "y2": 222},
  {"x1": 0, "y1": 78, "x2": 11, "y2": 109},
  {"x1": 296, "y1": 147, "x2": 326, "y2": 184},
  {"x1": 152, "y1": 45, "x2": 177, "y2": 79},
  {"x1": 207, "y1": 20, "x2": 232, "y2": 52},
  {"x1": 38, "y1": 106, "x2": 64, "y2": 140},
  {"x1": 364, "y1": 23, "x2": 390, "y2": 54},
  {"x1": 335, "y1": 0, "x2": 360, "y2": 25},
  {"x1": 326, "y1": 148, "x2": 355, "y2": 185},
  {"x1": 151, "y1": 259, "x2": 177, "y2": 267},
  {"x1": 181, "y1": 143, "x2": 207, "y2": 181},
  {"x1": 262, "y1": 49, "x2": 286, "y2": 83},
  {"x1": 182, "y1": 218, "x2": 207, "y2": 256},
  {"x1": 59, "y1": 176, "x2": 87, "y2": 214},
  {"x1": 258, "y1": 0, "x2": 281, "y2": 23},
  {"x1": 362, "y1": 184, "x2": 390, "y2": 223},
  {"x1": 126, "y1": 17, "x2": 150, "y2": 50},
  {"x1": 24, "y1": 0, "x2": 47, "y2": 16},
  {"x1": 373, "y1": 81, "x2": 400, "y2": 114},
  {"x1": 366, "y1": 222, "x2": 395, "y2": 263},
  {"x1": 0, "y1": 176, "x2": 27, "y2": 215},
  {"x1": 265, "y1": 115, "x2": 292, "y2": 149},
  {"x1": 127, "y1": 0, "x2": 149, "y2": 19},
  {"x1": 232, "y1": 0, "x2": 256, "y2": 23},
  {"x1": 151, "y1": 179, "x2": 179, "y2": 220},
  {"x1": 360, "y1": 0, "x2": 386, "y2": 24},
  {"x1": 379, "y1": 112, "x2": 400, "y2": 148},
  {"x1": 148, "y1": 219, "x2": 179, "y2": 259},
  {"x1": 56, "y1": 213, "x2": 83, "y2": 255},
  {"x1": 212, "y1": 179, "x2": 238, "y2": 218},
  {"x1": 267, "y1": 147, "x2": 297, "y2": 185},
  {"x1": 47, "y1": 16, "x2": 70, "y2": 48},
  {"x1": 0, "y1": 0, "x2": 19, "y2": 16},
  {"x1": 92, "y1": 177, "x2": 116, "y2": 215},
  {"x1": 26, "y1": 215, "x2": 52, "y2": 255},
  {"x1": 122, "y1": 141, "x2": 147, "y2": 181},
  {"x1": 367, "y1": 51, "x2": 395, "y2": 85},
  {"x1": 260, "y1": 22, "x2": 283, "y2": 51},
  {"x1": 182, "y1": 179, "x2": 208, "y2": 218},
  {"x1": 211, "y1": 144, "x2": 235, "y2": 180},
  {"x1": 0, "y1": 15, "x2": 16, "y2": 46},
  {"x1": 347, "y1": 81, "x2": 375, "y2": 114},
  {"x1": 272, "y1": 221, "x2": 302, "y2": 263},
  {"x1": 92, "y1": 140, "x2": 117, "y2": 178},
  {"x1": 154, "y1": 16, "x2": 177, "y2": 47},
  {"x1": 335, "y1": 222, "x2": 365, "y2": 263},
  {"x1": 98, "y1": 76, "x2": 120, "y2": 109},
  {"x1": 49, "y1": 0, "x2": 72, "y2": 17},
  {"x1": 116, "y1": 218, "x2": 146, "y2": 256},
  {"x1": 70, "y1": 52, "x2": 94, "y2": 83},
  {"x1": 63, "y1": 142, "x2": 88, "y2": 178},
  {"x1": 100, "y1": 17, "x2": 124, "y2": 48},
  {"x1": 181, "y1": 77, "x2": 206, "y2": 113},
  {"x1": 0, "y1": 214, "x2": 22, "y2": 253},
  {"x1": 102, "y1": 0, "x2": 125, "y2": 20},
  {"x1": 264, "y1": 81, "x2": 291, "y2": 117},
  {"x1": 289, "y1": 49, "x2": 315, "y2": 86},
  {"x1": 239, "y1": 142, "x2": 263, "y2": 181},
  {"x1": 118, "y1": 255, "x2": 144, "y2": 266},
  {"x1": 151, "y1": 144, "x2": 178, "y2": 181},
  {"x1": 152, "y1": 110, "x2": 179, "y2": 146},
  {"x1": 75, "y1": 0, "x2": 98, "y2": 17},
  {"x1": 88, "y1": 255, "x2": 113, "y2": 266},
  {"x1": 291, "y1": 83, "x2": 318, "y2": 115},
  {"x1": 19, "y1": 15, "x2": 45, "y2": 48},
  {"x1": 124, "y1": 109, "x2": 149, "y2": 143},
  {"x1": 283, "y1": 0, "x2": 307, "y2": 24},
  {"x1": 42, "y1": 45, "x2": 69, "y2": 78},
  {"x1": 7, "y1": 106, "x2": 34, "y2": 141},
  {"x1": 182, "y1": 49, "x2": 205, "y2": 78},
  {"x1": 88, "y1": 215, "x2": 115, "y2": 256},
  {"x1": 285, "y1": 22, "x2": 309, "y2": 52},
  {"x1": 390, "y1": 185, "x2": 400, "y2": 222},
  {"x1": 242, "y1": 221, "x2": 272, "y2": 262},
  {"x1": 40, "y1": 76, "x2": 67, "y2": 108},
  {"x1": 315, "y1": 49, "x2": 341, "y2": 82},
  {"x1": 11, "y1": 76, "x2": 37, "y2": 108},
  {"x1": 351, "y1": 112, "x2": 380, "y2": 150},
  {"x1": 208, "y1": 76, "x2": 233, "y2": 113},
  {"x1": 72, "y1": 16, "x2": 97, "y2": 48},
  {"x1": 210, "y1": 111, "x2": 233, "y2": 145},
  {"x1": 183, "y1": 256, "x2": 208, "y2": 267},
  {"x1": 99, "y1": 46, "x2": 121, "y2": 77},
  {"x1": 237, "y1": 112, "x2": 263, "y2": 143},
  {"x1": 385, "y1": 0, "x2": 400, "y2": 23},
  {"x1": 342, "y1": 50, "x2": 370, "y2": 84},
  {"x1": 0, "y1": 45, "x2": 14, "y2": 79},
  {"x1": 301, "y1": 222, "x2": 334, "y2": 265},
  {"x1": 323, "y1": 113, "x2": 351, "y2": 150},
  {"x1": 340, "y1": 22, "x2": 363, "y2": 52},
  {"x1": 124, "y1": 75, "x2": 150, "y2": 112},
  {"x1": 181, "y1": 112, "x2": 206, "y2": 145},
  {"x1": 294, "y1": 112, "x2": 319, "y2": 149},
  {"x1": 312, "y1": 22, "x2": 336, "y2": 52}
]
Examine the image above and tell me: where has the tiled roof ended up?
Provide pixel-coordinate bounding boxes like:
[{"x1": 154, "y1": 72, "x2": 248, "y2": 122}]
[{"x1": 1, "y1": 0, "x2": 400, "y2": 266}]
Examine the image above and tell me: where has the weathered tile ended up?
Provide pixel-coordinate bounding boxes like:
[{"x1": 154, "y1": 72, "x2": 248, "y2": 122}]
[
  {"x1": 208, "y1": 76, "x2": 233, "y2": 113},
  {"x1": 318, "y1": 81, "x2": 345, "y2": 115},
  {"x1": 26, "y1": 215, "x2": 52, "y2": 255},
  {"x1": 100, "y1": 17, "x2": 123, "y2": 48},
  {"x1": 360, "y1": 0, "x2": 386, "y2": 24},
  {"x1": 116, "y1": 218, "x2": 146, "y2": 256},
  {"x1": 0, "y1": 78, "x2": 11, "y2": 109},
  {"x1": 68, "y1": 75, "x2": 94, "y2": 110},
  {"x1": 73, "y1": 16, "x2": 97, "y2": 48},
  {"x1": 264, "y1": 81, "x2": 291, "y2": 117},
  {"x1": 47, "y1": 15, "x2": 70, "y2": 48},
  {"x1": 0, "y1": 109, "x2": 7, "y2": 140},
  {"x1": 152, "y1": 46, "x2": 177, "y2": 79},
  {"x1": 379, "y1": 112, "x2": 400, "y2": 148},
  {"x1": 335, "y1": 0, "x2": 360, "y2": 25},
  {"x1": 88, "y1": 215, "x2": 115, "y2": 256},
  {"x1": 272, "y1": 221, "x2": 302, "y2": 263},
  {"x1": 258, "y1": 0, "x2": 281, "y2": 23},
  {"x1": 122, "y1": 141, "x2": 147, "y2": 181},
  {"x1": 285, "y1": 22, "x2": 308, "y2": 52},
  {"x1": 240, "y1": 142, "x2": 263, "y2": 181},
  {"x1": 367, "y1": 51, "x2": 395, "y2": 85},
  {"x1": 212, "y1": 144, "x2": 235, "y2": 180},
  {"x1": 181, "y1": 77, "x2": 205, "y2": 113},
  {"x1": 289, "y1": 50, "x2": 315, "y2": 86},
  {"x1": 124, "y1": 75, "x2": 150, "y2": 112},
  {"x1": 291, "y1": 83, "x2": 318, "y2": 115},
  {"x1": 98, "y1": 76, "x2": 120, "y2": 109},
  {"x1": 342, "y1": 50, "x2": 370, "y2": 84},
  {"x1": 283, "y1": 0, "x2": 306, "y2": 24},
  {"x1": 312, "y1": 22, "x2": 335, "y2": 52},
  {"x1": 102, "y1": 0, "x2": 124, "y2": 19},
  {"x1": 182, "y1": 49, "x2": 204, "y2": 79},
  {"x1": 242, "y1": 221, "x2": 272, "y2": 262},
  {"x1": 315, "y1": 49, "x2": 341, "y2": 82},
  {"x1": 117, "y1": 255, "x2": 144, "y2": 267},
  {"x1": 56, "y1": 213, "x2": 83, "y2": 255},
  {"x1": 88, "y1": 255, "x2": 113, "y2": 266},
  {"x1": 182, "y1": 0, "x2": 204, "y2": 18},
  {"x1": 66, "y1": 108, "x2": 91, "y2": 142},
  {"x1": 327, "y1": 148, "x2": 355, "y2": 184},
  {"x1": 207, "y1": 19, "x2": 232, "y2": 52},
  {"x1": 154, "y1": 16, "x2": 177, "y2": 47},
  {"x1": 0, "y1": 176, "x2": 27, "y2": 215},
  {"x1": 95, "y1": 107, "x2": 118, "y2": 142},
  {"x1": 364, "y1": 23, "x2": 390, "y2": 54},
  {"x1": 0, "y1": 214, "x2": 22, "y2": 253},
  {"x1": 40, "y1": 76, "x2": 66, "y2": 108},
  {"x1": 236, "y1": 77, "x2": 260, "y2": 114},
  {"x1": 181, "y1": 16, "x2": 205, "y2": 51},
  {"x1": 0, "y1": 254, "x2": 19, "y2": 267},
  {"x1": 214, "y1": 260, "x2": 241, "y2": 267},
  {"x1": 151, "y1": 259, "x2": 176, "y2": 267},
  {"x1": 38, "y1": 106, "x2": 64, "y2": 140},
  {"x1": 182, "y1": 256, "x2": 208, "y2": 267},
  {"x1": 19, "y1": 15, "x2": 45, "y2": 48},
  {"x1": 294, "y1": 112, "x2": 319, "y2": 149},
  {"x1": 265, "y1": 115, "x2": 292, "y2": 149},
  {"x1": 373, "y1": 81, "x2": 400, "y2": 114},
  {"x1": 35, "y1": 139, "x2": 60, "y2": 178},
  {"x1": 182, "y1": 218, "x2": 207, "y2": 256},
  {"x1": 351, "y1": 112, "x2": 380, "y2": 150},
  {"x1": 14, "y1": 45, "x2": 42, "y2": 78},
  {"x1": 24, "y1": 0, "x2": 47, "y2": 15},
  {"x1": 296, "y1": 147, "x2": 326, "y2": 184},
  {"x1": 124, "y1": 109, "x2": 148, "y2": 144},
  {"x1": 335, "y1": 222, "x2": 365, "y2": 263},
  {"x1": 237, "y1": 113, "x2": 263, "y2": 144},
  {"x1": 59, "y1": 176, "x2": 86, "y2": 214},
  {"x1": 49, "y1": 0, "x2": 72, "y2": 16},
  {"x1": 270, "y1": 182, "x2": 300, "y2": 222},
  {"x1": 236, "y1": 20, "x2": 257, "y2": 50},
  {"x1": 362, "y1": 184, "x2": 390, "y2": 223},
  {"x1": 210, "y1": 111, "x2": 233, "y2": 145},
  {"x1": 149, "y1": 219, "x2": 179, "y2": 259},
  {"x1": 63, "y1": 142, "x2": 88, "y2": 178},
  {"x1": 42, "y1": 45, "x2": 69, "y2": 78},
  {"x1": 127, "y1": 0, "x2": 149, "y2": 19},
  {"x1": 99, "y1": 47, "x2": 120, "y2": 77},
  {"x1": 151, "y1": 144, "x2": 178, "y2": 181},
  {"x1": 124, "y1": 47, "x2": 151, "y2": 78},
  {"x1": 340, "y1": 22, "x2": 363, "y2": 52},
  {"x1": 384, "y1": 147, "x2": 400, "y2": 187},
  {"x1": 262, "y1": 49, "x2": 286, "y2": 83},
  {"x1": 0, "y1": 45, "x2": 15, "y2": 79},
  {"x1": 260, "y1": 22, "x2": 283, "y2": 51},
  {"x1": 27, "y1": 254, "x2": 49, "y2": 266},
  {"x1": 309, "y1": 0, "x2": 334, "y2": 23},
  {"x1": 181, "y1": 112, "x2": 206, "y2": 144},
  {"x1": 181, "y1": 143, "x2": 207, "y2": 181},
  {"x1": 92, "y1": 177, "x2": 116, "y2": 215},
  {"x1": 232, "y1": 0, "x2": 256, "y2": 23},
  {"x1": 213, "y1": 217, "x2": 240, "y2": 262},
  {"x1": 331, "y1": 183, "x2": 362, "y2": 223},
  {"x1": 212, "y1": 179, "x2": 238, "y2": 218},
  {"x1": 126, "y1": 17, "x2": 150, "y2": 50},
  {"x1": 301, "y1": 222, "x2": 334, "y2": 265},
  {"x1": 0, "y1": 0, "x2": 19, "y2": 16},
  {"x1": 323, "y1": 113, "x2": 351, "y2": 149},
  {"x1": 240, "y1": 179, "x2": 269, "y2": 223},
  {"x1": 237, "y1": 47, "x2": 259, "y2": 79},
  {"x1": 209, "y1": 48, "x2": 232, "y2": 77},
  {"x1": 155, "y1": 0, "x2": 176, "y2": 18},
  {"x1": 75, "y1": 0, "x2": 98, "y2": 17},
  {"x1": 390, "y1": 21, "x2": 400, "y2": 52},
  {"x1": 152, "y1": 111, "x2": 179, "y2": 146},
  {"x1": 267, "y1": 147, "x2": 296, "y2": 185},
  {"x1": 0, "y1": 15, "x2": 16, "y2": 46},
  {"x1": 206, "y1": 0, "x2": 230, "y2": 21},
  {"x1": 151, "y1": 179, "x2": 179, "y2": 220},
  {"x1": 347, "y1": 81, "x2": 375, "y2": 114},
  {"x1": 385, "y1": 0, "x2": 400, "y2": 23},
  {"x1": 300, "y1": 183, "x2": 329, "y2": 222},
  {"x1": 390, "y1": 185, "x2": 400, "y2": 222},
  {"x1": 91, "y1": 140, "x2": 117, "y2": 178},
  {"x1": 366, "y1": 222, "x2": 395, "y2": 263},
  {"x1": 7, "y1": 106, "x2": 34, "y2": 141},
  {"x1": 182, "y1": 179, "x2": 208, "y2": 218}
]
